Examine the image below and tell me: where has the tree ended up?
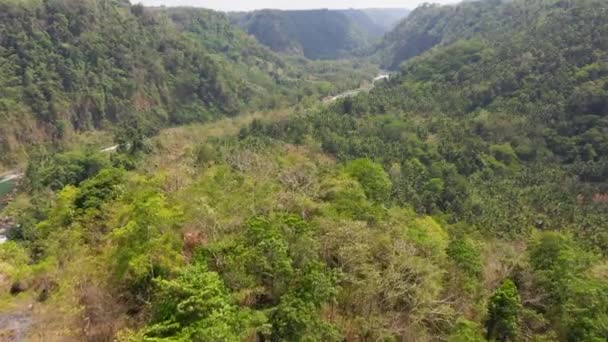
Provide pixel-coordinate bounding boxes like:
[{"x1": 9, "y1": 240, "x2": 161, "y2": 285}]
[
  {"x1": 204, "y1": 214, "x2": 340, "y2": 341},
  {"x1": 26, "y1": 150, "x2": 110, "y2": 191},
  {"x1": 344, "y1": 158, "x2": 392, "y2": 203},
  {"x1": 108, "y1": 182, "x2": 183, "y2": 300},
  {"x1": 485, "y1": 279, "x2": 521, "y2": 342},
  {"x1": 449, "y1": 319, "x2": 485, "y2": 342},
  {"x1": 447, "y1": 237, "x2": 482, "y2": 278},
  {"x1": 529, "y1": 232, "x2": 608, "y2": 341},
  {"x1": 142, "y1": 263, "x2": 267, "y2": 341}
]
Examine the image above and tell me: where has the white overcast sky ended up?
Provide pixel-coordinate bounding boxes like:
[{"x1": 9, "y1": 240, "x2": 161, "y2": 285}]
[{"x1": 138, "y1": 0, "x2": 458, "y2": 11}]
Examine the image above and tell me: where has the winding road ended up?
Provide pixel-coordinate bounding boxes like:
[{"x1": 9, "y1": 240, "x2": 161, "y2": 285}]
[{"x1": 325, "y1": 72, "x2": 390, "y2": 103}]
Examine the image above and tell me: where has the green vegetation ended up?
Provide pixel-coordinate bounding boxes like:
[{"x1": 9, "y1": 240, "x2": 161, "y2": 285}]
[
  {"x1": 244, "y1": 0, "x2": 608, "y2": 244},
  {"x1": 485, "y1": 280, "x2": 521, "y2": 341},
  {"x1": 375, "y1": 0, "x2": 604, "y2": 70},
  {"x1": 1, "y1": 0, "x2": 608, "y2": 341}
]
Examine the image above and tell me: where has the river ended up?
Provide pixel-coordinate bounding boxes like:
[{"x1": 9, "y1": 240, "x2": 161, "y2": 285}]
[
  {"x1": 0, "y1": 179, "x2": 15, "y2": 200},
  {"x1": 0, "y1": 172, "x2": 19, "y2": 190},
  {"x1": 0, "y1": 173, "x2": 20, "y2": 208},
  {"x1": 0, "y1": 174, "x2": 20, "y2": 244}
]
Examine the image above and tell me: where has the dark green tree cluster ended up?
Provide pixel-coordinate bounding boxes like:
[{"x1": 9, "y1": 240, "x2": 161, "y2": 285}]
[{"x1": 201, "y1": 214, "x2": 340, "y2": 341}]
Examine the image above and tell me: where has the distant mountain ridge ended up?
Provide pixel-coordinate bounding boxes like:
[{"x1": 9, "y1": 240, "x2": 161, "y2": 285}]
[
  {"x1": 230, "y1": 8, "x2": 409, "y2": 60},
  {"x1": 376, "y1": 0, "x2": 550, "y2": 69},
  {"x1": 359, "y1": 8, "x2": 411, "y2": 31}
]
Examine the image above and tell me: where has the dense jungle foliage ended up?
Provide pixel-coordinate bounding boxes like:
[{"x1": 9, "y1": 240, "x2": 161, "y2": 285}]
[{"x1": 1, "y1": 0, "x2": 608, "y2": 341}]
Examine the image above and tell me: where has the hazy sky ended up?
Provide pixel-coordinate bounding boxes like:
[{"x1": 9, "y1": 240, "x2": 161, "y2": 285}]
[{"x1": 138, "y1": 0, "x2": 458, "y2": 11}]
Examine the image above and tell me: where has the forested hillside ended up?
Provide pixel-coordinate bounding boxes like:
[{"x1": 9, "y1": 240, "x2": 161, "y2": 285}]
[
  {"x1": 231, "y1": 8, "x2": 409, "y2": 59},
  {"x1": 0, "y1": 0, "x2": 254, "y2": 166},
  {"x1": 375, "y1": 0, "x2": 588, "y2": 70},
  {"x1": 0, "y1": 0, "x2": 376, "y2": 169},
  {"x1": 239, "y1": 0, "x2": 608, "y2": 339},
  {"x1": 250, "y1": 0, "x2": 608, "y2": 248},
  {"x1": 1, "y1": 0, "x2": 608, "y2": 341}
]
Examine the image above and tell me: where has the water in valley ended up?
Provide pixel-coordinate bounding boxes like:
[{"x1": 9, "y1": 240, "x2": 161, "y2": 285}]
[
  {"x1": 0, "y1": 178, "x2": 16, "y2": 200},
  {"x1": 0, "y1": 174, "x2": 19, "y2": 244}
]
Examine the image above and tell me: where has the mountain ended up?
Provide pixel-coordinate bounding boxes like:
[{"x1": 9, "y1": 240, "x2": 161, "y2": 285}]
[
  {"x1": 360, "y1": 8, "x2": 410, "y2": 31},
  {"x1": 231, "y1": 8, "x2": 409, "y2": 60},
  {"x1": 374, "y1": 0, "x2": 608, "y2": 142},
  {"x1": 336, "y1": 9, "x2": 387, "y2": 37},
  {"x1": 376, "y1": 0, "x2": 525, "y2": 69},
  {"x1": 337, "y1": 8, "x2": 410, "y2": 37},
  {"x1": 230, "y1": 9, "x2": 368, "y2": 59}
]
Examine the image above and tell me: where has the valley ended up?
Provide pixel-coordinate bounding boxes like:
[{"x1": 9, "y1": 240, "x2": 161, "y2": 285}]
[{"x1": 0, "y1": 0, "x2": 607, "y2": 341}]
